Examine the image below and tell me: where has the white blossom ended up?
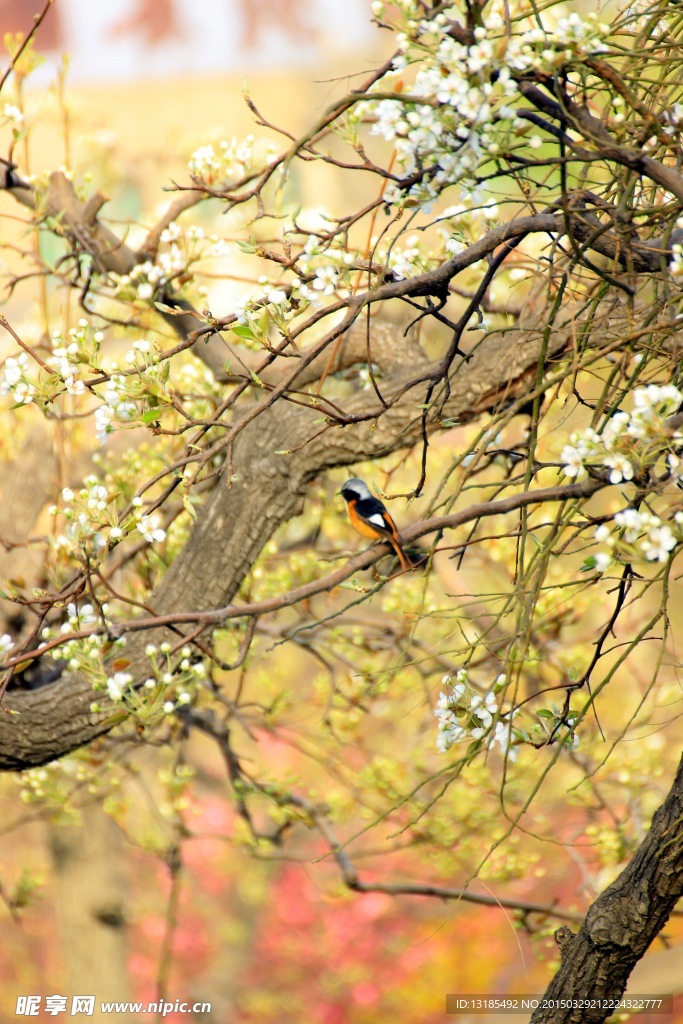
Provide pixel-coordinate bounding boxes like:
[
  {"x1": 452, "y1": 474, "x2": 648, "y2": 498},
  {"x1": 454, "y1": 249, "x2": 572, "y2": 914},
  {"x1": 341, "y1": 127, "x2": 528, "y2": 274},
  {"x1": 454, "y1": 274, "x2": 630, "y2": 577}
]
[
  {"x1": 594, "y1": 552, "x2": 613, "y2": 573},
  {"x1": 603, "y1": 453, "x2": 634, "y2": 484},
  {"x1": 312, "y1": 266, "x2": 339, "y2": 294},
  {"x1": 561, "y1": 444, "x2": 586, "y2": 479},
  {"x1": 136, "y1": 514, "x2": 166, "y2": 544},
  {"x1": 3, "y1": 103, "x2": 23, "y2": 125},
  {"x1": 491, "y1": 721, "x2": 517, "y2": 761},
  {"x1": 106, "y1": 672, "x2": 133, "y2": 702},
  {"x1": 435, "y1": 674, "x2": 513, "y2": 756},
  {"x1": 641, "y1": 524, "x2": 677, "y2": 562}
]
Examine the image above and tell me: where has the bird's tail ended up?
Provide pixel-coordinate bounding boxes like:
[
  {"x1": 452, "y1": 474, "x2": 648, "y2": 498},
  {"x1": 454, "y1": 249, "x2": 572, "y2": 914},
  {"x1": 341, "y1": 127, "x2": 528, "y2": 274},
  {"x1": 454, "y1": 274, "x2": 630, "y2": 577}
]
[{"x1": 389, "y1": 536, "x2": 414, "y2": 572}]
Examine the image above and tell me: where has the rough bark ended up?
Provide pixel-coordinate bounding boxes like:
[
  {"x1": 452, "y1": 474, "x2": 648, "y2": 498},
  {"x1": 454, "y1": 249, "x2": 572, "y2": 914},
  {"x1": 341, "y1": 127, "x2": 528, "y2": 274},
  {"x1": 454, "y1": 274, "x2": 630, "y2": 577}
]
[{"x1": 530, "y1": 753, "x2": 683, "y2": 1024}]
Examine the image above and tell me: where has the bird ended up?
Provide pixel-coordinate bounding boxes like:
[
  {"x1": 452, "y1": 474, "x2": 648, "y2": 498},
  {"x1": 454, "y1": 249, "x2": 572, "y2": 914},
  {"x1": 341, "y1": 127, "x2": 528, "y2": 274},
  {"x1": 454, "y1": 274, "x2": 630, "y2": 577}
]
[{"x1": 339, "y1": 478, "x2": 412, "y2": 571}]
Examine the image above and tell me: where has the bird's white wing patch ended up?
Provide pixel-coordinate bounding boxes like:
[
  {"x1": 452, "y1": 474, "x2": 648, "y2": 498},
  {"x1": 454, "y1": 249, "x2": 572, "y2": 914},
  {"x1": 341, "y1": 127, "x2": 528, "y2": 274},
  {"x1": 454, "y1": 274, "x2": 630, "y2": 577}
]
[{"x1": 367, "y1": 513, "x2": 386, "y2": 529}]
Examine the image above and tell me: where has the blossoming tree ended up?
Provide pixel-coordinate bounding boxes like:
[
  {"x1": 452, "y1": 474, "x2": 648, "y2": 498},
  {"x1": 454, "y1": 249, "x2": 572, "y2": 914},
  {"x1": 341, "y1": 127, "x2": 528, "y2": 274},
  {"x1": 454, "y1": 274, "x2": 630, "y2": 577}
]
[{"x1": 2, "y1": 0, "x2": 683, "y2": 1019}]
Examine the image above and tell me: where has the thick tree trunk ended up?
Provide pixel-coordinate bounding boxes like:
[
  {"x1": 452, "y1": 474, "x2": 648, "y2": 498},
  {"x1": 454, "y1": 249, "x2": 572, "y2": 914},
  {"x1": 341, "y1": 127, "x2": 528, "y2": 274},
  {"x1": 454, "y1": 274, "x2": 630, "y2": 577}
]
[
  {"x1": 50, "y1": 803, "x2": 133, "y2": 1021},
  {"x1": 530, "y1": 753, "x2": 683, "y2": 1024}
]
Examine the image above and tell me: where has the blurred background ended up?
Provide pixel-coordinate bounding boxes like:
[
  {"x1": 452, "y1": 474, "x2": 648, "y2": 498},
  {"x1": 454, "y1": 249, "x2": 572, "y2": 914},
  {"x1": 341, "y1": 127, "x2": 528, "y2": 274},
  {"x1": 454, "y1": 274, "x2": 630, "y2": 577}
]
[{"x1": 1, "y1": 0, "x2": 383, "y2": 180}]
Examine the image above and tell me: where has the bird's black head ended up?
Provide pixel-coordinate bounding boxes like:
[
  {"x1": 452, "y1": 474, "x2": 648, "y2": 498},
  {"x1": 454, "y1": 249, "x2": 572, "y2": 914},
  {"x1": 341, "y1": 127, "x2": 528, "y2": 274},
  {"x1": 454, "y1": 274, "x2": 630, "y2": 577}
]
[{"x1": 340, "y1": 478, "x2": 372, "y2": 503}]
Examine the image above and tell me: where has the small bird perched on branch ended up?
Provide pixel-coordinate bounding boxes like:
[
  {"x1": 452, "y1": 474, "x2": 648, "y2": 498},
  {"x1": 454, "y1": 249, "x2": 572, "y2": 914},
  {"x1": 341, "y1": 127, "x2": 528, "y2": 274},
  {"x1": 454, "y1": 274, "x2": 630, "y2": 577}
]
[{"x1": 340, "y1": 478, "x2": 412, "y2": 571}]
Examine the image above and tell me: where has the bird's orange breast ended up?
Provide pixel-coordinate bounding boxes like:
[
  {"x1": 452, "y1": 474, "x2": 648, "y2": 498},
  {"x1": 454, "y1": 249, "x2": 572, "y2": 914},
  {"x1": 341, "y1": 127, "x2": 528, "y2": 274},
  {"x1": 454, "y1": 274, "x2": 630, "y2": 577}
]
[{"x1": 347, "y1": 501, "x2": 387, "y2": 539}]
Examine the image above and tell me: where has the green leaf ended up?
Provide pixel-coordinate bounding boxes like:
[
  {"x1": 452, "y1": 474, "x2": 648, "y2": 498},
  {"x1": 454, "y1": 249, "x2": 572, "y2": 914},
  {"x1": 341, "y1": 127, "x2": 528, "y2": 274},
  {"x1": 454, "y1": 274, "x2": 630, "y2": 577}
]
[
  {"x1": 142, "y1": 407, "x2": 163, "y2": 424},
  {"x1": 232, "y1": 324, "x2": 256, "y2": 340},
  {"x1": 237, "y1": 236, "x2": 258, "y2": 254}
]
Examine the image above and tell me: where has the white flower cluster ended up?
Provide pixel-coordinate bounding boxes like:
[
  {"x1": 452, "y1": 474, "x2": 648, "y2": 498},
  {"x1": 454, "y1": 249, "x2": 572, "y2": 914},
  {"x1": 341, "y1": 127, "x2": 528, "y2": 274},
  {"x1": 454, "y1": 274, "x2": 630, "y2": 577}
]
[
  {"x1": 231, "y1": 290, "x2": 289, "y2": 344},
  {"x1": 65, "y1": 602, "x2": 99, "y2": 629},
  {"x1": 2, "y1": 103, "x2": 23, "y2": 126},
  {"x1": 48, "y1": 319, "x2": 104, "y2": 396},
  {"x1": 52, "y1": 478, "x2": 118, "y2": 556},
  {"x1": 0, "y1": 633, "x2": 15, "y2": 659},
  {"x1": 560, "y1": 384, "x2": 683, "y2": 571},
  {"x1": 361, "y1": 7, "x2": 609, "y2": 209},
  {"x1": 1, "y1": 321, "x2": 104, "y2": 406},
  {"x1": 93, "y1": 643, "x2": 208, "y2": 720},
  {"x1": 122, "y1": 338, "x2": 155, "y2": 367},
  {"x1": 0, "y1": 352, "x2": 34, "y2": 404},
  {"x1": 363, "y1": 203, "x2": 500, "y2": 281},
  {"x1": 1, "y1": 320, "x2": 170, "y2": 436},
  {"x1": 227, "y1": 222, "x2": 354, "y2": 340},
  {"x1": 160, "y1": 221, "x2": 213, "y2": 272},
  {"x1": 188, "y1": 135, "x2": 277, "y2": 188},
  {"x1": 92, "y1": 343, "x2": 171, "y2": 443},
  {"x1": 112, "y1": 223, "x2": 226, "y2": 301},
  {"x1": 32, "y1": 615, "x2": 207, "y2": 723},
  {"x1": 593, "y1": 508, "x2": 681, "y2": 570},
  {"x1": 561, "y1": 384, "x2": 683, "y2": 484},
  {"x1": 51, "y1": 480, "x2": 166, "y2": 559},
  {"x1": 435, "y1": 669, "x2": 515, "y2": 758},
  {"x1": 142, "y1": 642, "x2": 206, "y2": 714},
  {"x1": 18, "y1": 758, "x2": 106, "y2": 805},
  {"x1": 36, "y1": 602, "x2": 118, "y2": 693},
  {"x1": 293, "y1": 234, "x2": 357, "y2": 299},
  {"x1": 115, "y1": 258, "x2": 168, "y2": 303},
  {"x1": 386, "y1": 235, "x2": 430, "y2": 280},
  {"x1": 106, "y1": 671, "x2": 133, "y2": 702},
  {"x1": 94, "y1": 373, "x2": 138, "y2": 442},
  {"x1": 230, "y1": 234, "x2": 360, "y2": 339}
]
